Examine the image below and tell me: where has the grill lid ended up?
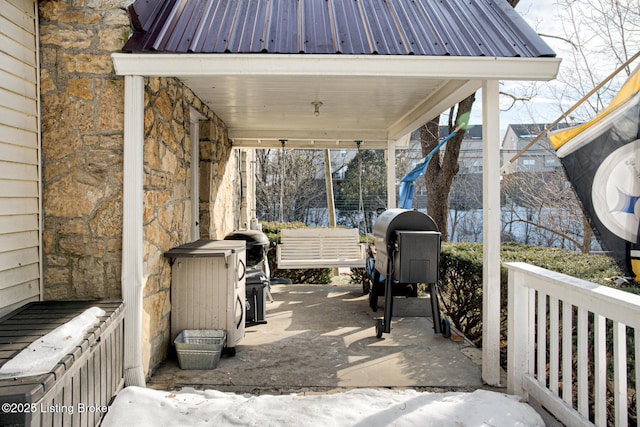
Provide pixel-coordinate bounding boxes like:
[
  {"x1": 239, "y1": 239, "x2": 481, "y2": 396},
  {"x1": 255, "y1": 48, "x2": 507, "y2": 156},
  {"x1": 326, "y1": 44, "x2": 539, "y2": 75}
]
[
  {"x1": 373, "y1": 209, "x2": 438, "y2": 275},
  {"x1": 373, "y1": 209, "x2": 438, "y2": 248},
  {"x1": 224, "y1": 230, "x2": 269, "y2": 247}
]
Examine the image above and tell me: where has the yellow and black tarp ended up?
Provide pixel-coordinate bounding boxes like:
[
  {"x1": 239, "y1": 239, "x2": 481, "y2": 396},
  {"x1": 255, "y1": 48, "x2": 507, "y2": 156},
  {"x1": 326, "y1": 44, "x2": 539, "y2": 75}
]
[{"x1": 549, "y1": 67, "x2": 640, "y2": 280}]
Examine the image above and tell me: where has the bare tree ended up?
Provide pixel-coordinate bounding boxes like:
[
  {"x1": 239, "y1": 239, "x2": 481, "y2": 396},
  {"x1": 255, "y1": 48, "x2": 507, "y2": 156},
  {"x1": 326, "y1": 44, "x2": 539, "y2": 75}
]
[
  {"x1": 500, "y1": 0, "x2": 639, "y2": 252},
  {"x1": 255, "y1": 149, "x2": 326, "y2": 223},
  {"x1": 502, "y1": 169, "x2": 594, "y2": 252},
  {"x1": 420, "y1": 95, "x2": 474, "y2": 241},
  {"x1": 420, "y1": 0, "x2": 638, "y2": 244},
  {"x1": 550, "y1": 0, "x2": 639, "y2": 120},
  {"x1": 418, "y1": 0, "x2": 521, "y2": 240}
]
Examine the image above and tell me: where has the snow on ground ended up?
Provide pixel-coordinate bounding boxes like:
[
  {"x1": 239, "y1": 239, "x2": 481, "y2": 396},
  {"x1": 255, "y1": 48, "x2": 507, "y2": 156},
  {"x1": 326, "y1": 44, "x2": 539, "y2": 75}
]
[
  {"x1": 102, "y1": 386, "x2": 544, "y2": 427},
  {"x1": 0, "y1": 307, "x2": 105, "y2": 379}
]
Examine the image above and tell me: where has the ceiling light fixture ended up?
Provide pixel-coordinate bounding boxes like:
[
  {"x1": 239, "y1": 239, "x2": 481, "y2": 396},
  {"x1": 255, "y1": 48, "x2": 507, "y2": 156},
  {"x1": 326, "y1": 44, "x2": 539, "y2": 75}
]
[{"x1": 311, "y1": 101, "x2": 323, "y2": 117}]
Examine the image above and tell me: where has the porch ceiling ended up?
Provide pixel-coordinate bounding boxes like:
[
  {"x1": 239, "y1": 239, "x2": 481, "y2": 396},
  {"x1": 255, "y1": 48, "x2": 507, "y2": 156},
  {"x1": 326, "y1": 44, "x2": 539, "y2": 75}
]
[
  {"x1": 112, "y1": 53, "x2": 561, "y2": 149},
  {"x1": 115, "y1": 0, "x2": 561, "y2": 149}
]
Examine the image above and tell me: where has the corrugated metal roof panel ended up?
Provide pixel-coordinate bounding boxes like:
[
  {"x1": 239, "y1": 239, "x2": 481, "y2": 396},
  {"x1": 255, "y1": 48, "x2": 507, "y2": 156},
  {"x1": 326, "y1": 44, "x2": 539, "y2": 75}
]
[
  {"x1": 330, "y1": 0, "x2": 370, "y2": 54},
  {"x1": 123, "y1": 0, "x2": 556, "y2": 58},
  {"x1": 266, "y1": 0, "x2": 301, "y2": 53},
  {"x1": 302, "y1": 0, "x2": 333, "y2": 53}
]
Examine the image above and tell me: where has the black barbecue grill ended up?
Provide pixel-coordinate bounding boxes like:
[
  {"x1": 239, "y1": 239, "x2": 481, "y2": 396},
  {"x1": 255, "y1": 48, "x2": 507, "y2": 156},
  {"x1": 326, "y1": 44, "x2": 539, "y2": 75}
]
[
  {"x1": 224, "y1": 230, "x2": 271, "y2": 325},
  {"x1": 372, "y1": 209, "x2": 451, "y2": 338}
]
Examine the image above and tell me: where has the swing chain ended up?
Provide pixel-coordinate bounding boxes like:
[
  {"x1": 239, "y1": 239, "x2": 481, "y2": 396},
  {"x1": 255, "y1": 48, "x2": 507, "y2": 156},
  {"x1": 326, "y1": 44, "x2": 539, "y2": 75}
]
[
  {"x1": 279, "y1": 139, "x2": 287, "y2": 223},
  {"x1": 355, "y1": 140, "x2": 368, "y2": 236}
]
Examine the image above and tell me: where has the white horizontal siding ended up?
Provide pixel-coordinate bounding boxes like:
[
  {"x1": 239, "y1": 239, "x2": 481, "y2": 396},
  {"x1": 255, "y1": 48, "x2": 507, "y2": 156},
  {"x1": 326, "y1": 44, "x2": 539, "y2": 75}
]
[
  {"x1": 6, "y1": 0, "x2": 34, "y2": 14},
  {"x1": 0, "y1": 123, "x2": 37, "y2": 148},
  {"x1": 0, "y1": 163, "x2": 38, "y2": 182},
  {"x1": 0, "y1": 246, "x2": 39, "y2": 272},
  {"x1": 0, "y1": 103, "x2": 38, "y2": 129},
  {"x1": 0, "y1": 141, "x2": 38, "y2": 165},
  {"x1": 0, "y1": 198, "x2": 38, "y2": 215},
  {"x1": 3, "y1": 0, "x2": 34, "y2": 30},
  {"x1": 0, "y1": 214, "x2": 38, "y2": 233},
  {"x1": 0, "y1": 279, "x2": 39, "y2": 311},
  {"x1": 0, "y1": 180, "x2": 38, "y2": 198},
  {"x1": 0, "y1": 68, "x2": 37, "y2": 98},
  {"x1": 0, "y1": 86, "x2": 38, "y2": 115},
  {"x1": 0, "y1": 0, "x2": 40, "y2": 315},
  {"x1": 0, "y1": 14, "x2": 36, "y2": 46},
  {"x1": 0, "y1": 263, "x2": 38, "y2": 291},
  {"x1": 0, "y1": 33, "x2": 36, "y2": 68},
  {"x1": 0, "y1": 230, "x2": 39, "y2": 253},
  {"x1": 0, "y1": 53, "x2": 37, "y2": 84}
]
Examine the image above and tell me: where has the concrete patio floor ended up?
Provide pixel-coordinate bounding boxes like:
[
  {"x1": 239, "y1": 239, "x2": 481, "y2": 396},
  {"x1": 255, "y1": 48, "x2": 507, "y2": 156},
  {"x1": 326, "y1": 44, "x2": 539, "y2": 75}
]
[{"x1": 147, "y1": 282, "x2": 485, "y2": 395}]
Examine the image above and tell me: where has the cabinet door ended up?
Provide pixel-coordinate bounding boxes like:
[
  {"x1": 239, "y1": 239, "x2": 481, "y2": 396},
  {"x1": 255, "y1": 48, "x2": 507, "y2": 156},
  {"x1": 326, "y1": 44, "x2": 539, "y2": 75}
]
[{"x1": 227, "y1": 249, "x2": 246, "y2": 347}]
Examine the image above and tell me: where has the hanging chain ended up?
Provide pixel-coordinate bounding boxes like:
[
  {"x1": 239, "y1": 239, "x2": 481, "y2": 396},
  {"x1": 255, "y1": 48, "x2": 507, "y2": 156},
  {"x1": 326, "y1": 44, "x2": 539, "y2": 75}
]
[
  {"x1": 356, "y1": 140, "x2": 368, "y2": 236},
  {"x1": 279, "y1": 139, "x2": 286, "y2": 223}
]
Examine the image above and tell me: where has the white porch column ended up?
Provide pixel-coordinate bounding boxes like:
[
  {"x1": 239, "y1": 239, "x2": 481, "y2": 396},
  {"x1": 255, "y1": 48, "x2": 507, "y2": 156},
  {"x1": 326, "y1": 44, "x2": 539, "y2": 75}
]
[
  {"x1": 386, "y1": 140, "x2": 397, "y2": 208},
  {"x1": 122, "y1": 75, "x2": 146, "y2": 387},
  {"x1": 324, "y1": 149, "x2": 337, "y2": 227},
  {"x1": 243, "y1": 149, "x2": 258, "y2": 229},
  {"x1": 190, "y1": 108, "x2": 204, "y2": 240},
  {"x1": 482, "y1": 79, "x2": 501, "y2": 386}
]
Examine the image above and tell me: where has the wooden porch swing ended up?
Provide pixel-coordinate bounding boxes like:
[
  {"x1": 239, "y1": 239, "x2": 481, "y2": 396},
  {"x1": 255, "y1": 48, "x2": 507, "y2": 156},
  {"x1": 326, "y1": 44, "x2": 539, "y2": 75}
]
[{"x1": 276, "y1": 140, "x2": 368, "y2": 270}]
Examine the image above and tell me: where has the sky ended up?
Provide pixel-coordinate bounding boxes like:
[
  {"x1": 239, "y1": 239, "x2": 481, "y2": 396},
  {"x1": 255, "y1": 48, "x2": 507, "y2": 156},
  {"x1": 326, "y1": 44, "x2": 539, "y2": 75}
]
[
  {"x1": 101, "y1": 386, "x2": 545, "y2": 427},
  {"x1": 500, "y1": 0, "x2": 565, "y2": 125},
  {"x1": 461, "y1": 0, "x2": 633, "y2": 136},
  {"x1": 459, "y1": 0, "x2": 566, "y2": 135},
  {"x1": 506, "y1": 0, "x2": 575, "y2": 122}
]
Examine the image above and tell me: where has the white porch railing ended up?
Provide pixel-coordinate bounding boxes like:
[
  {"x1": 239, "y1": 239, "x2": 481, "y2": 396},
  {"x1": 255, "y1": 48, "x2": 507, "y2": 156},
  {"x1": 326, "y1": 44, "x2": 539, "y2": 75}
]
[{"x1": 506, "y1": 262, "x2": 640, "y2": 427}]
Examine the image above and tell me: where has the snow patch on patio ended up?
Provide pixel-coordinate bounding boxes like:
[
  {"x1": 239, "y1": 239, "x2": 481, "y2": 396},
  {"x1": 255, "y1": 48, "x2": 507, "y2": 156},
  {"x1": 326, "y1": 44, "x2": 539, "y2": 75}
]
[{"x1": 102, "y1": 386, "x2": 544, "y2": 426}]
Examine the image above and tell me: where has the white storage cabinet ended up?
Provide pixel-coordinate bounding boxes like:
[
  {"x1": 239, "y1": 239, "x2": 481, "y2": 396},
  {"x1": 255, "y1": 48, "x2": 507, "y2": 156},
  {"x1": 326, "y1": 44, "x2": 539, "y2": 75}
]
[{"x1": 165, "y1": 240, "x2": 246, "y2": 355}]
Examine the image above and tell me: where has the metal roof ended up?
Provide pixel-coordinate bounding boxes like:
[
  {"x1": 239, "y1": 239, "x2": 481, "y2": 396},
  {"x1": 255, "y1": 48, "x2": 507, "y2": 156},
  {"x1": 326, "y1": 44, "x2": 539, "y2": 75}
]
[
  {"x1": 508, "y1": 123, "x2": 571, "y2": 138},
  {"x1": 115, "y1": 0, "x2": 560, "y2": 149},
  {"x1": 124, "y1": 0, "x2": 556, "y2": 58}
]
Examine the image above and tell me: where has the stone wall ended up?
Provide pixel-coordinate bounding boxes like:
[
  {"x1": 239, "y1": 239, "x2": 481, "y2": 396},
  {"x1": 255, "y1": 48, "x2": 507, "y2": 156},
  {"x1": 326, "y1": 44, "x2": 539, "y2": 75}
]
[
  {"x1": 199, "y1": 121, "x2": 241, "y2": 239},
  {"x1": 40, "y1": 0, "x2": 130, "y2": 301},
  {"x1": 39, "y1": 0, "x2": 241, "y2": 377},
  {"x1": 141, "y1": 77, "x2": 240, "y2": 372}
]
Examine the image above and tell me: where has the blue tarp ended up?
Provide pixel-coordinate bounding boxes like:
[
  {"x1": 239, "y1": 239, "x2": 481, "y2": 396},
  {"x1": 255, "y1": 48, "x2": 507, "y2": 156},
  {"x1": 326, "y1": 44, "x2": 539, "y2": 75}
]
[{"x1": 398, "y1": 129, "x2": 461, "y2": 209}]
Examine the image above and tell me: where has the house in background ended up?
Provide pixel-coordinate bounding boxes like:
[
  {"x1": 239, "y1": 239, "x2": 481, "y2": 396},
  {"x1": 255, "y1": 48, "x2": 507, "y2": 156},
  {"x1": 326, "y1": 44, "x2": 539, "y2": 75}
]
[
  {"x1": 399, "y1": 126, "x2": 485, "y2": 210},
  {"x1": 501, "y1": 123, "x2": 568, "y2": 174},
  {"x1": 400, "y1": 123, "x2": 571, "y2": 211}
]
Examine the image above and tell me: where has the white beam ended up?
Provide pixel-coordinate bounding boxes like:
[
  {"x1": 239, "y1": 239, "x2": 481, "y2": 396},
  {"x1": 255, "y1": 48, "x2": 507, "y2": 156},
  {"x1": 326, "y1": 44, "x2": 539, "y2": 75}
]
[
  {"x1": 232, "y1": 138, "x2": 390, "y2": 150},
  {"x1": 229, "y1": 128, "x2": 389, "y2": 143},
  {"x1": 388, "y1": 79, "x2": 482, "y2": 140},
  {"x1": 482, "y1": 79, "x2": 501, "y2": 386},
  {"x1": 122, "y1": 75, "x2": 146, "y2": 388},
  {"x1": 190, "y1": 108, "x2": 205, "y2": 240},
  {"x1": 386, "y1": 140, "x2": 397, "y2": 209},
  {"x1": 112, "y1": 53, "x2": 561, "y2": 82}
]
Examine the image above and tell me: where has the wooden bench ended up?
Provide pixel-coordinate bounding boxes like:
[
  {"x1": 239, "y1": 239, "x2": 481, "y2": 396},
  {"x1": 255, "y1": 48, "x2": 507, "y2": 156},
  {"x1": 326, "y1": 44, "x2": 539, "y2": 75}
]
[{"x1": 276, "y1": 228, "x2": 366, "y2": 269}]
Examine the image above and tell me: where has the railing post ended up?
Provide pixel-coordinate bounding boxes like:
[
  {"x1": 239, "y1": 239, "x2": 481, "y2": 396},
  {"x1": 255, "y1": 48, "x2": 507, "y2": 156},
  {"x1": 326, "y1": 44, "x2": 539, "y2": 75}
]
[{"x1": 507, "y1": 267, "x2": 530, "y2": 397}]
